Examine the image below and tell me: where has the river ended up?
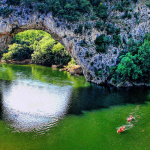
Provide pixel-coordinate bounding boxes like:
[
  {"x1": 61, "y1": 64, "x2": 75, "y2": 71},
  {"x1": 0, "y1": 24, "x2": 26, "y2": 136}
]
[{"x1": 0, "y1": 63, "x2": 150, "y2": 150}]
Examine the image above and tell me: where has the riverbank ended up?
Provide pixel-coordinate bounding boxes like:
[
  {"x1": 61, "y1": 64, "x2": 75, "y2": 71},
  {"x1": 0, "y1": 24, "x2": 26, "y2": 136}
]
[
  {"x1": 1, "y1": 59, "x2": 84, "y2": 76},
  {"x1": 59, "y1": 65, "x2": 83, "y2": 76},
  {"x1": 1, "y1": 59, "x2": 149, "y2": 87}
]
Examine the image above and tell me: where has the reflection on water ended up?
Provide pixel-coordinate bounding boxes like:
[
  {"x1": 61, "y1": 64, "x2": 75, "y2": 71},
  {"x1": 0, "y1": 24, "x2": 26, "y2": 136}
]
[
  {"x1": 0, "y1": 78, "x2": 72, "y2": 133},
  {"x1": 0, "y1": 64, "x2": 150, "y2": 134},
  {"x1": 67, "y1": 85, "x2": 149, "y2": 115}
]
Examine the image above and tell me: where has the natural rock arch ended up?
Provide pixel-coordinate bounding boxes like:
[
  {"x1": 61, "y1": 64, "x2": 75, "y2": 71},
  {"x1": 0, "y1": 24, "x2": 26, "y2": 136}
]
[
  {"x1": 0, "y1": 4, "x2": 150, "y2": 86},
  {"x1": 0, "y1": 13, "x2": 94, "y2": 81},
  {"x1": 0, "y1": 15, "x2": 72, "y2": 56}
]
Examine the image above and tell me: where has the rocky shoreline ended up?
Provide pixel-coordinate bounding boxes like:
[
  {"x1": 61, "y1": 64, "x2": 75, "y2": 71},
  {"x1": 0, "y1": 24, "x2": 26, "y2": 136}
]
[
  {"x1": 59, "y1": 65, "x2": 83, "y2": 76},
  {"x1": 1, "y1": 59, "x2": 150, "y2": 87},
  {"x1": 1, "y1": 59, "x2": 84, "y2": 76}
]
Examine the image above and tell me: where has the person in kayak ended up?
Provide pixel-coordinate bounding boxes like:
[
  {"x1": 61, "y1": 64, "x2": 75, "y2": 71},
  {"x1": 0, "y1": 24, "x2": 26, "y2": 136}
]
[
  {"x1": 127, "y1": 115, "x2": 134, "y2": 122},
  {"x1": 117, "y1": 126, "x2": 125, "y2": 133}
]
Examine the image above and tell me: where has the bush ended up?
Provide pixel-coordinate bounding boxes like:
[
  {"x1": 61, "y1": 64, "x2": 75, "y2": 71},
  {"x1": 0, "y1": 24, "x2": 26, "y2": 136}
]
[
  {"x1": 95, "y1": 34, "x2": 111, "y2": 53},
  {"x1": 80, "y1": 38, "x2": 87, "y2": 47},
  {"x1": 114, "y1": 3, "x2": 124, "y2": 12},
  {"x1": 6, "y1": 0, "x2": 21, "y2": 5},
  {"x1": 113, "y1": 35, "x2": 121, "y2": 47},
  {"x1": 96, "y1": 3, "x2": 108, "y2": 20},
  {"x1": 0, "y1": 7, "x2": 13, "y2": 18},
  {"x1": 146, "y1": 3, "x2": 150, "y2": 8},
  {"x1": 85, "y1": 51, "x2": 90, "y2": 57},
  {"x1": 114, "y1": 0, "x2": 130, "y2": 12},
  {"x1": 74, "y1": 24, "x2": 83, "y2": 34},
  {"x1": 2, "y1": 43, "x2": 32, "y2": 61},
  {"x1": 106, "y1": 24, "x2": 120, "y2": 35},
  {"x1": 95, "y1": 21, "x2": 104, "y2": 31},
  {"x1": 90, "y1": 15, "x2": 98, "y2": 20},
  {"x1": 66, "y1": 58, "x2": 77, "y2": 69},
  {"x1": 85, "y1": 22, "x2": 92, "y2": 30},
  {"x1": 106, "y1": 24, "x2": 115, "y2": 35},
  {"x1": 94, "y1": 67, "x2": 103, "y2": 77},
  {"x1": 116, "y1": 53, "x2": 142, "y2": 80}
]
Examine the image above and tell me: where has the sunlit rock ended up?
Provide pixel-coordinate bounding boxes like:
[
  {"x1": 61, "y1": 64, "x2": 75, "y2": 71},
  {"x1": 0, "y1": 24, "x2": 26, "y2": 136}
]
[{"x1": 0, "y1": 2, "x2": 150, "y2": 86}]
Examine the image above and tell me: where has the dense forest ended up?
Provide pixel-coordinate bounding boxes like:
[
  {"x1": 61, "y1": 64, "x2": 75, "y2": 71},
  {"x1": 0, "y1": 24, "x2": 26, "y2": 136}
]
[{"x1": 2, "y1": 30, "x2": 71, "y2": 65}]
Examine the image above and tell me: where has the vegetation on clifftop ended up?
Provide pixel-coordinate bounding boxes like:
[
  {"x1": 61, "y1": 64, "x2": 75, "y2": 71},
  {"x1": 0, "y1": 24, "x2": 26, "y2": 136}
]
[{"x1": 3, "y1": 0, "x2": 108, "y2": 22}]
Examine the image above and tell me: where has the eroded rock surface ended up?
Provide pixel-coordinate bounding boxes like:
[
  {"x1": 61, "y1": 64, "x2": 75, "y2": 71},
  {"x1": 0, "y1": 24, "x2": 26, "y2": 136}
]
[{"x1": 0, "y1": 2, "x2": 150, "y2": 86}]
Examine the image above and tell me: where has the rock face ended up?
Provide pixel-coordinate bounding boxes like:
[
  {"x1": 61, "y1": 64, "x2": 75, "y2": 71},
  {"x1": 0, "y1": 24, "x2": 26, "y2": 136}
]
[
  {"x1": 60, "y1": 65, "x2": 83, "y2": 76},
  {"x1": 0, "y1": 2, "x2": 150, "y2": 86}
]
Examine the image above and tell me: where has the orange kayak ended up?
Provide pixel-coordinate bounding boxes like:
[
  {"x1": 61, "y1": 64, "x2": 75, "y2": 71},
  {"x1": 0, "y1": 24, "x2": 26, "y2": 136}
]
[
  {"x1": 127, "y1": 116, "x2": 133, "y2": 122},
  {"x1": 117, "y1": 126, "x2": 125, "y2": 133}
]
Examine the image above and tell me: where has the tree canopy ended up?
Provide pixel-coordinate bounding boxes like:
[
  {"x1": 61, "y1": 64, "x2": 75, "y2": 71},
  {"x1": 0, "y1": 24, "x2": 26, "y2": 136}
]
[{"x1": 2, "y1": 30, "x2": 71, "y2": 65}]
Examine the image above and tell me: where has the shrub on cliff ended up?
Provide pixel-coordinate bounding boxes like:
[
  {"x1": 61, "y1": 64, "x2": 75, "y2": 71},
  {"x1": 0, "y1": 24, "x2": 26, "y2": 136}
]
[
  {"x1": 95, "y1": 34, "x2": 111, "y2": 53},
  {"x1": 96, "y1": 3, "x2": 108, "y2": 20},
  {"x1": 6, "y1": 0, "x2": 21, "y2": 5},
  {"x1": 5, "y1": 0, "x2": 108, "y2": 22},
  {"x1": 95, "y1": 21, "x2": 104, "y2": 31}
]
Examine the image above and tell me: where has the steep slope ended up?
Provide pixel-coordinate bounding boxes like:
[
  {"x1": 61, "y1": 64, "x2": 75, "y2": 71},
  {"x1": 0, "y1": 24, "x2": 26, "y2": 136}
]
[{"x1": 0, "y1": 0, "x2": 150, "y2": 87}]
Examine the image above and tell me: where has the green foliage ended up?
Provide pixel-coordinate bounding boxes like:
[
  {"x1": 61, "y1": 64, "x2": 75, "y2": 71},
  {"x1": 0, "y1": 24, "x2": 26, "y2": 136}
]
[
  {"x1": 84, "y1": 51, "x2": 92, "y2": 57},
  {"x1": 106, "y1": 24, "x2": 115, "y2": 35},
  {"x1": 31, "y1": 35, "x2": 71, "y2": 65},
  {"x1": 137, "y1": 41, "x2": 150, "y2": 80},
  {"x1": 116, "y1": 53, "x2": 142, "y2": 80},
  {"x1": 80, "y1": 38, "x2": 87, "y2": 47},
  {"x1": 113, "y1": 35, "x2": 121, "y2": 47},
  {"x1": 0, "y1": 6, "x2": 13, "y2": 17},
  {"x1": 114, "y1": 3, "x2": 124, "y2": 12},
  {"x1": 95, "y1": 34, "x2": 111, "y2": 53},
  {"x1": 95, "y1": 21, "x2": 104, "y2": 31},
  {"x1": 122, "y1": 0, "x2": 130, "y2": 7},
  {"x1": 90, "y1": 15, "x2": 98, "y2": 20},
  {"x1": 2, "y1": 30, "x2": 71, "y2": 65},
  {"x1": 66, "y1": 58, "x2": 77, "y2": 69},
  {"x1": 4, "y1": 0, "x2": 108, "y2": 22},
  {"x1": 96, "y1": 3, "x2": 108, "y2": 20},
  {"x1": 74, "y1": 24, "x2": 83, "y2": 34},
  {"x1": 114, "y1": 0, "x2": 130, "y2": 12},
  {"x1": 2, "y1": 43, "x2": 32, "y2": 61},
  {"x1": 85, "y1": 51, "x2": 90, "y2": 57},
  {"x1": 127, "y1": 38, "x2": 142, "y2": 55},
  {"x1": 134, "y1": 12, "x2": 138, "y2": 19},
  {"x1": 146, "y1": 2, "x2": 150, "y2": 8},
  {"x1": 109, "y1": 33, "x2": 150, "y2": 84},
  {"x1": 85, "y1": 22, "x2": 92, "y2": 30},
  {"x1": 6, "y1": 0, "x2": 21, "y2": 5},
  {"x1": 88, "y1": 0, "x2": 100, "y2": 7},
  {"x1": 94, "y1": 67, "x2": 103, "y2": 77},
  {"x1": 132, "y1": 0, "x2": 138, "y2": 3}
]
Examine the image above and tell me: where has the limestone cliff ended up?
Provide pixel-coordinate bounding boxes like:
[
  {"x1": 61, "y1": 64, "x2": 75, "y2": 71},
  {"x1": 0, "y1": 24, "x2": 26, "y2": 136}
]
[{"x1": 0, "y1": 0, "x2": 150, "y2": 86}]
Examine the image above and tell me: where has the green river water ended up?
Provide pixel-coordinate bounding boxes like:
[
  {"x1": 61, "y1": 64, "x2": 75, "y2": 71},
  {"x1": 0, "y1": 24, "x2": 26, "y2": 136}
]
[{"x1": 0, "y1": 64, "x2": 150, "y2": 150}]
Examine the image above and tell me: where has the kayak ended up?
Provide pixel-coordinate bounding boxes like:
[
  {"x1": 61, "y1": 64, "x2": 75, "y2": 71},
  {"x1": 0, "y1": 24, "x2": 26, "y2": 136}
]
[
  {"x1": 117, "y1": 126, "x2": 125, "y2": 133},
  {"x1": 127, "y1": 116, "x2": 134, "y2": 122}
]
